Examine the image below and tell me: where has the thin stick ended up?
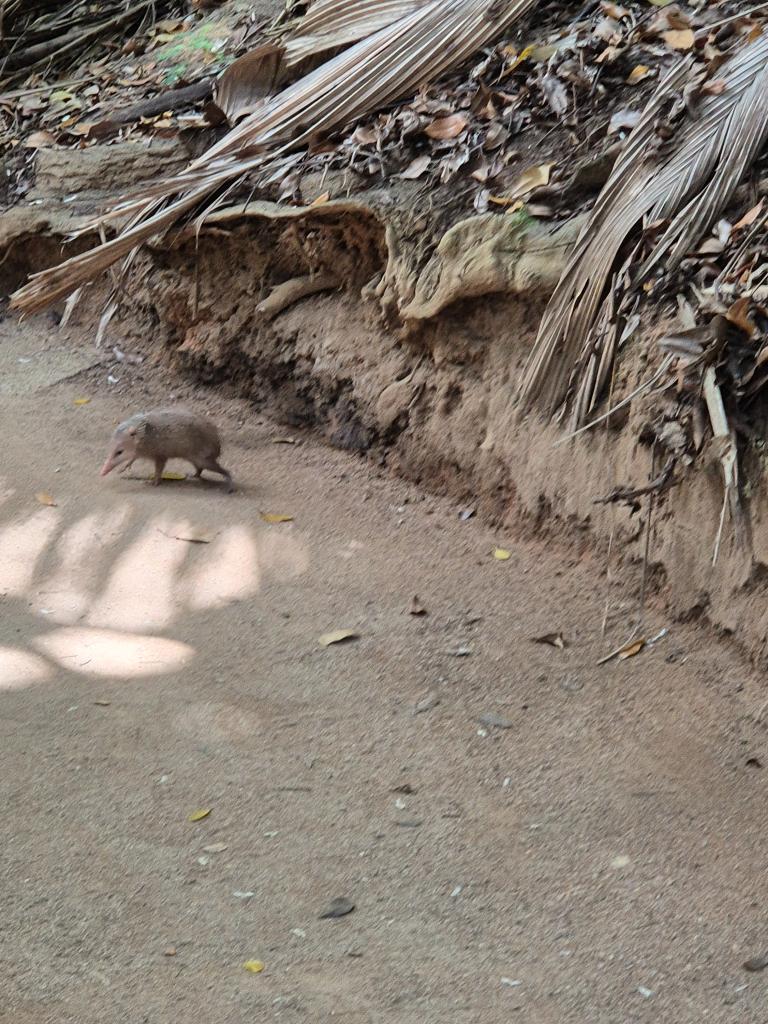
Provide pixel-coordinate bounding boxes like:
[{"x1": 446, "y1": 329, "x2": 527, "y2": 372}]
[
  {"x1": 637, "y1": 441, "x2": 658, "y2": 632},
  {"x1": 706, "y1": 3, "x2": 768, "y2": 31},
  {"x1": 0, "y1": 76, "x2": 90, "y2": 101},
  {"x1": 600, "y1": 357, "x2": 620, "y2": 638},
  {"x1": 712, "y1": 488, "x2": 729, "y2": 567},
  {"x1": 553, "y1": 356, "x2": 674, "y2": 447}
]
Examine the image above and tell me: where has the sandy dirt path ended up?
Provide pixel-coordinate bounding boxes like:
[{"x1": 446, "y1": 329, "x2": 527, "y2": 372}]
[{"x1": 1, "y1": 326, "x2": 767, "y2": 1023}]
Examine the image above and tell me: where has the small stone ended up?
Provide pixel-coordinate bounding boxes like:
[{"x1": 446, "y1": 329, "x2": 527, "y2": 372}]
[
  {"x1": 744, "y1": 953, "x2": 768, "y2": 972},
  {"x1": 477, "y1": 712, "x2": 513, "y2": 730},
  {"x1": 637, "y1": 986, "x2": 654, "y2": 998},
  {"x1": 501, "y1": 978, "x2": 522, "y2": 987},
  {"x1": 319, "y1": 897, "x2": 355, "y2": 919},
  {"x1": 414, "y1": 693, "x2": 440, "y2": 714},
  {"x1": 164, "y1": 947, "x2": 177, "y2": 957}
]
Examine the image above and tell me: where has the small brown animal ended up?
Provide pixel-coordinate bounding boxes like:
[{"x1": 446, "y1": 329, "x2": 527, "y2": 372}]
[{"x1": 100, "y1": 408, "x2": 234, "y2": 490}]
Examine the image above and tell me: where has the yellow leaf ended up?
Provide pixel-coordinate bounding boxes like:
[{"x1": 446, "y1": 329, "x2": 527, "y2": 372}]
[
  {"x1": 627, "y1": 65, "x2": 653, "y2": 84},
  {"x1": 310, "y1": 191, "x2": 330, "y2": 206},
  {"x1": 502, "y1": 43, "x2": 535, "y2": 76},
  {"x1": 36, "y1": 492, "x2": 57, "y2": 507},
  {"x1": 662, "y1": 28, "x2": 694, "y2": 50},
  {"x1": 261, "y1": 513, "x2": 294, "y2": 524},
  {"x1": 528, "y1": 44, "x2": 557, "y2": 62},
  {"x1": 188, "y1": 808, "x2": 211, "y2": 822},
  {"x1": 271, "y1": 436, "x2": 296, "y2": 444},
  {"x1": 488, "y1": 197, "x2": 524, "y2": 211},
  {"x1": 162, "y1": 471, "x2": 186, "y2": 481},
  {"x1": 243, "y1": 960, "x2": 264, "y2": 973},
  {"x1": 495, "y1": 164, "x2": 553, "y2": 204},
  {"x1": 319, "y1": 630, "x2": 359, "y2": 647},
  {"x1": 617, "y1": 639, "x2": 645, "y2": 660},
  {"x1": 493, "y1": 548, "x2": 511, "y2": 561},
  {"x1": 73, "y1": 397, "x2": 91, "y2": 406}
]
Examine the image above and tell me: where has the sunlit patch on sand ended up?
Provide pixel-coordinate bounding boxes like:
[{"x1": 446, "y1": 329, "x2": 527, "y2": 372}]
[
  {"x1": 182, "y1": 524, "x2": 261, "y2": 610},
  {"x1": 34, "y1": 508, "x2": 133, "y2": 624},
  {"x1": 0, "y1": 646, "x2": 51, "y2": 689},
  {"x1": 86, "y1": 515, "x2": 193, "y2": 631},
  {"x1": 33, "y1": 627, "x2": 193, "y2": 678},
  {"x1": 0, "y1": 508, "x2": 60, "y2": 596}
]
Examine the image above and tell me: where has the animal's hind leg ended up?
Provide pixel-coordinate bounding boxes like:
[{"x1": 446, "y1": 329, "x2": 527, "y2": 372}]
[
  {"x1": 152, "y1": 457, "x2": 166, "y2": 486},
  {"x1": 204, "y1": 458, "x2": 235, "y2": 492}
]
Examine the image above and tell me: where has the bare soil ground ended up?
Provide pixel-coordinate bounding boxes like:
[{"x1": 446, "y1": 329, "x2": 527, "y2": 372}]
[{"x1": 2, "y1": 319, "x2": 768, "y2": 1024}]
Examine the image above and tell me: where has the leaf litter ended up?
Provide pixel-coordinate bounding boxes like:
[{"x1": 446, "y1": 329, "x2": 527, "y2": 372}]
[{"x1": 318, "y1": 630, "x2": 359, "y2": 647}]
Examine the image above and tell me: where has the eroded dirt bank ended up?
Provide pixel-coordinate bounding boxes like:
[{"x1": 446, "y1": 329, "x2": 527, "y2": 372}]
[
  {"x1": 92, "y1": 204, "x2": 766, "y2": 664},
  {"x1": 4, "y1": 140, "x2": 767, "y2": 662}
]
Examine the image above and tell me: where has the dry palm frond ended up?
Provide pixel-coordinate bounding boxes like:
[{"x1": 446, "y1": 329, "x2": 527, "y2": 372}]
[
  {"x1": 213, "y1": 43, "x2": 286, "y2": 125},
  {"x1": 284, "y1": 0, "x2": 428, "y2": 66},
  {"x1": 520, "y1": 30, "x2": 768, "y2": 424},
  {"x1": 11, "y1": 0, "x2": 538, "y2": 316}
]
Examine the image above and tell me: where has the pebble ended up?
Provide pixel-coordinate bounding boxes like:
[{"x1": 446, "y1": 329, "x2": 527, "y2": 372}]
[
  {"x1": 477, "y1": 712, "x2": 513, "y2": 729},
  {"x1": 744, "y1": 952, "x2": 768, "y2": 972},
  {"x1": 319, "y1": 897, "x2": 355, "y2": 919},
  {"x1": 414, "y1": 694, "x2": 440, "y2": 714}
]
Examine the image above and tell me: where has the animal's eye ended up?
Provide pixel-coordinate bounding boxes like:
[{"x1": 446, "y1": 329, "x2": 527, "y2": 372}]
[{"x1": 115, "y1": 449, "x2": 123, "y2": 456}]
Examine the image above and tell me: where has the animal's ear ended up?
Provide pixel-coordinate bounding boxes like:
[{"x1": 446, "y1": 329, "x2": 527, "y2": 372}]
[
  {"x1": 133, "y1": 419, "x2": 153, "y2": 438},
  {"x1": 127, "y1": 427, "x2": 137, "y2": 436}
]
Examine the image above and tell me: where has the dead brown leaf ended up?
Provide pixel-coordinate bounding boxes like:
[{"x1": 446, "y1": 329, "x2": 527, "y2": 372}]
[
  {"x1": 25, "y1": 131, "x2": 56, "y2": 149},
  {"x1": 662, "y1": 29, "x2": 694, "y2": 51},
  {"x1": 626, "y1": 65, "x2": 654, "y2": 84},
  {"x1": 409, "y1": 595, "x2": 427, "y2": 616},
  {"x1": 425, "y1": 113, "x2": 468, "y2": 140},
  {"x1": 319, "y1": 629, "x2": 359, "y2": 647},
  {"x1": 35, "y1": 492, "x2": 57, "y2": 507},
  {"x1": 733, "y1": 200, "x2": 764, "y2": 231},
  {"x1": 400, "y1": 154, "x2": 431, "y2": 179},
  {"x1": 702, "y1": 79, "x2": 727, "y2": 96},
  {"x1": 726, "y1": 297, "x2": 757, "y2": 337},
  {"x1": 617, "y1": 639, "x2": 645, "y2": 660}
]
